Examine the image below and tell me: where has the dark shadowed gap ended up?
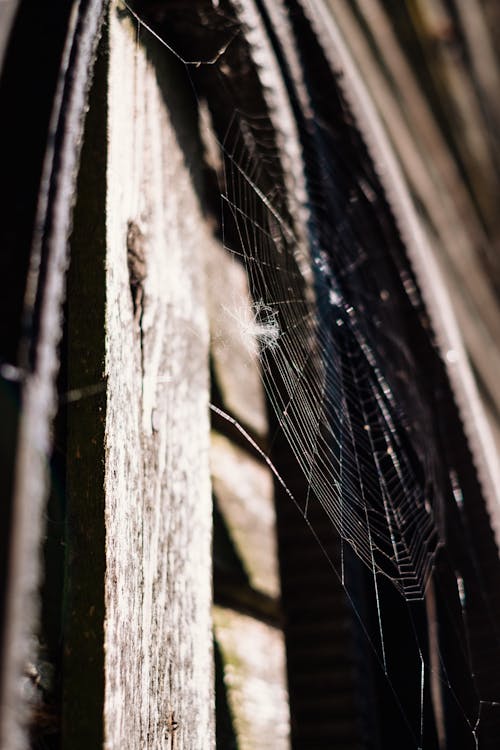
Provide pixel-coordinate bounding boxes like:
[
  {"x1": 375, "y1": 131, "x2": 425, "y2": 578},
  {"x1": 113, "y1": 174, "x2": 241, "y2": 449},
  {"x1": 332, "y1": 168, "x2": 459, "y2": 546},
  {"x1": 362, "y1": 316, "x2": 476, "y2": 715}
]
[
  {"x1": 0, "y1": 0, "x2": 74, "y2": 703},
  {"x1": 214, "y1": 636, "x2": 239, "y2": 750},
  {"x1": 59, "y1": 30, "x2": 108, "y2": 750}
]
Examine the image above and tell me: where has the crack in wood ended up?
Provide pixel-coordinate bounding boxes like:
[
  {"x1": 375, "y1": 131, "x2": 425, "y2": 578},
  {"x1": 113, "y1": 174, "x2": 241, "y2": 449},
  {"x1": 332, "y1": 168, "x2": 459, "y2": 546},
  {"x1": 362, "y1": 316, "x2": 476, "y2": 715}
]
[
  {"x1": 126, "y1": 219, "x2": 147, "y2": 318},
  {"x1": 166, "y1": 711, "x2": 179, "y2": 749},
  {"x1": 126, "y1": 219, "x2": 147, "y2": 377}
]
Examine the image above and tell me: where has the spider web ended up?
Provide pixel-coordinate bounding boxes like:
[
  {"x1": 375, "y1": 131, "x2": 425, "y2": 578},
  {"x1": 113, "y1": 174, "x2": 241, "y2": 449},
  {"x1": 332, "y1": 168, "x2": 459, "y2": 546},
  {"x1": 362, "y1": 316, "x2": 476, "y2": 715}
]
[
  {"x1": 220, "y1": 108, "x2": 441, "y2": 602},
  {"x1": 122, "y1": 2, "x2": 500, "y2": 747},
  {"x1": 216, "y1": 104, "x2": 447, "y2": 749},
  {"x1": 216, "y1": 101, "x2": 500, "y2": 750}
]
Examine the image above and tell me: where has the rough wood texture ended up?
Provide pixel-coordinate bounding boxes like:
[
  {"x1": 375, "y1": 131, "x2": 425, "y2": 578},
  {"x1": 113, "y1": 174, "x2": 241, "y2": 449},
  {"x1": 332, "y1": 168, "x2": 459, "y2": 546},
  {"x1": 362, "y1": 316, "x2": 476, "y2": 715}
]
[{"x1": 103, "y1": 5, "x2": 214, "y2": 747}]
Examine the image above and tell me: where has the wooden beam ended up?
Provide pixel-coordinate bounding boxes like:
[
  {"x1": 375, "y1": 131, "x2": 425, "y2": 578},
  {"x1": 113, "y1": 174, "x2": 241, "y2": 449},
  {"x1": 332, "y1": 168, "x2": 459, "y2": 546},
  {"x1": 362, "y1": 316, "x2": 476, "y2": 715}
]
[
  {"x1": 103, "y1": 5, "x2": 214, "y2": 746},
  {"x1": 63, "y1": 4, "x2": 215, "y2": 747}
]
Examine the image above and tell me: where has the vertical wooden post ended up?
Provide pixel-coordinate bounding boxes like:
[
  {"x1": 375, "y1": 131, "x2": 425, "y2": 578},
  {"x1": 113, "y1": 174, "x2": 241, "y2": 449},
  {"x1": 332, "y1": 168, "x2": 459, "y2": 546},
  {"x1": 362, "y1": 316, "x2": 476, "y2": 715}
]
[
  {"x1": 105, "y1": 6, "x2": 213, "y2": 746},
  {"x1": 64, "y1": 4, "x2": 214, "y2": 747}
]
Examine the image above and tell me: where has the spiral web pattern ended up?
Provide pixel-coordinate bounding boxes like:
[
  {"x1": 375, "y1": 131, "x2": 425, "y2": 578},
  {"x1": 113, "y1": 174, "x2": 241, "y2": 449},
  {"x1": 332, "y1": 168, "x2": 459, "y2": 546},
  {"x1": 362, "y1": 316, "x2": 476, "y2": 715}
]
[
  {"x1": 121, "y1": 3, "x2": 500, "y2": 745},
  {"x1": 221, "y1": 109, "x2": 442, "y2": 601}
]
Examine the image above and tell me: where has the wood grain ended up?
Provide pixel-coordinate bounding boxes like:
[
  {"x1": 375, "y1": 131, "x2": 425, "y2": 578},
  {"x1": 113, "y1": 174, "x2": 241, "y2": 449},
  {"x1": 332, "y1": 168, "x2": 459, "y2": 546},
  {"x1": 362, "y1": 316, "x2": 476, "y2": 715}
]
[{"x1": 103, "y1": 6, "x2": 214, "y2": 747}]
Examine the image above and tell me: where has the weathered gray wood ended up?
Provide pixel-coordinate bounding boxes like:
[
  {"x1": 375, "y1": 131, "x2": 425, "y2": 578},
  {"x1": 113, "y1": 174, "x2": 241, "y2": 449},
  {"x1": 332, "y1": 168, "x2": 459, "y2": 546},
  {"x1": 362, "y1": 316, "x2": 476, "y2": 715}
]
[
  {"x1": 213, "y1": 605, "x2": 290, "y2": 750},
  {"x1": 102, "y1": 5, "x2": 214, "y2": 747},
  {"x1": 211, "y1": 434, "x2": 279, "y2": 601}
]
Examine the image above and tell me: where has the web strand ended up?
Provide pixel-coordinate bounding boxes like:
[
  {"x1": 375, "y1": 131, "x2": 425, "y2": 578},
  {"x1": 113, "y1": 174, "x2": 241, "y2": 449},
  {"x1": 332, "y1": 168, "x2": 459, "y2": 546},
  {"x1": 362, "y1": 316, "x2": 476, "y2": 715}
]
[{"x1": 116, "y1": 4, "x2": 500, "y2": 746}]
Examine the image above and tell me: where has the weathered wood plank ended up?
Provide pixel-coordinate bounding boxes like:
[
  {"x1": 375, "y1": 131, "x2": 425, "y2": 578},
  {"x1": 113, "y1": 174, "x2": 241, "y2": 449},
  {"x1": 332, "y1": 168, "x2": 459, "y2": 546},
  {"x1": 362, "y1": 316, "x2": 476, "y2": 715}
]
[
  {"x1": 213, "y1": 605, "x2": 290, "y2": 750},
  {"x1": 102, "y1": 5, "x2": 215, "y2": 747},
  {"x1": 211, "y1": 434, "x2": 279, "y2": 601}
]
